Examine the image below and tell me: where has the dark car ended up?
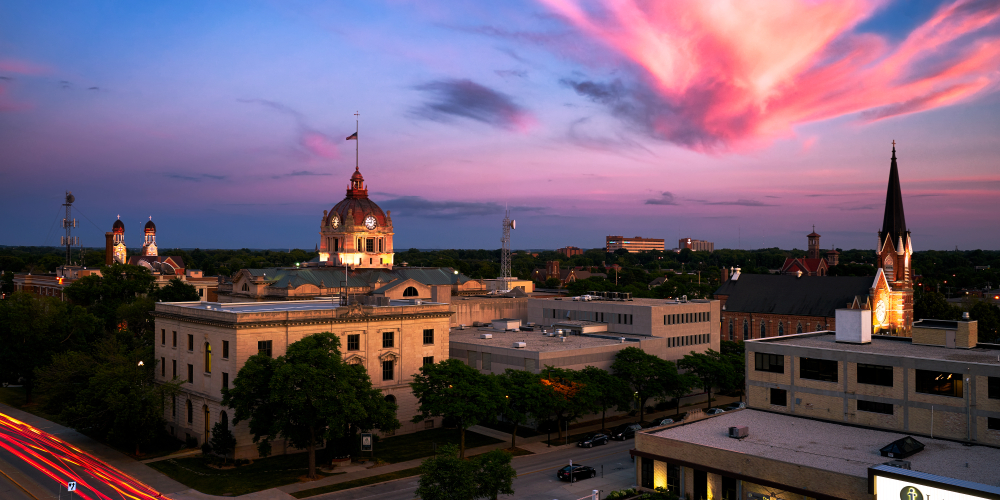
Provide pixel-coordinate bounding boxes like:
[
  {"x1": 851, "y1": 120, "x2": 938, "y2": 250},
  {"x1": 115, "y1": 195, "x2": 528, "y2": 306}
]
[
  {"x1": 609, "y1": 423, "x2": 642, "y2": 440},
  {"x1": 577, "y1": 433, "x2": 609, "y2": 448},
  {"x1": 557, "y1": 464, "x2": 597, "y2": 481}
]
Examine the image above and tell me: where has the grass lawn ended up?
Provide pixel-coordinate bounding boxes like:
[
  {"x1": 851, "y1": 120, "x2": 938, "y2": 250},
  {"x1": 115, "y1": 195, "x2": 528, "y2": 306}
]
[
  {"x1": 371, "y1": 427, "x2": 503, "y2": 464},
  {"x1": 148, "y1": 453, "x2": 342, "y2": 496},
  {"x1": 290, "y1": 466, "x2": 421, "y2": 499},
  {"x1": 0, "y1": 387, "x2": 64, "y2": 424}
]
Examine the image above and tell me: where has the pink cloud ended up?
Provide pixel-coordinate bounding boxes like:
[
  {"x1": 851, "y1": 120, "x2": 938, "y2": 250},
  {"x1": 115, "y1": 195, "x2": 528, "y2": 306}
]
[
  {"x1": 0, "y1": 58, "x2": 51, "y2": 75},
  {"x1": 301, "y1": 132, "x2": 339, "y2": 159},
  {"x1": 540, "y1": 0, "x2": 1000, "y2": 151}
]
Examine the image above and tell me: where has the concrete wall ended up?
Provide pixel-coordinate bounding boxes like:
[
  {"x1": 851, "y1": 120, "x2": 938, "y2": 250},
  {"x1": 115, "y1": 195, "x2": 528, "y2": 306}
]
[{"x1": 449, "y1": 297, "x2": 527, "y2": 327}]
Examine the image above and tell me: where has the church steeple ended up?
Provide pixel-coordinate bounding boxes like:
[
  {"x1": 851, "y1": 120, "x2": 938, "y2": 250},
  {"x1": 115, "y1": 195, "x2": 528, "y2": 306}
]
[{"x1": 880, "y1": 141, "x2": 907, "y2": 251}]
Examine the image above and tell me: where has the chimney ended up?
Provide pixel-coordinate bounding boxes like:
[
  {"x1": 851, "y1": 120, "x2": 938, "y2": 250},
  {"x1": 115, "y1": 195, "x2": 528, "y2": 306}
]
[
  {"x1": 835, "y1": 308, "x2": 871, "y2": 344},
  {"x1": 105, "y1": 232, "x2": 114, "y2": 266}
]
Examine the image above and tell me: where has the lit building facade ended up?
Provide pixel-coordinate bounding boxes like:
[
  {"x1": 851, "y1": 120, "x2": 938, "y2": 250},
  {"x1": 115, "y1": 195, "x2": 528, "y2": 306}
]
[
  {"x1": 317, "y1": 167, "x2": 395, "y2": 269},
  {"x1": 606, "y1": 236, "x2": 665, "y2": 253},
  {"x1": 678, "y1": 238, "x2": 714, "y2": 252}
]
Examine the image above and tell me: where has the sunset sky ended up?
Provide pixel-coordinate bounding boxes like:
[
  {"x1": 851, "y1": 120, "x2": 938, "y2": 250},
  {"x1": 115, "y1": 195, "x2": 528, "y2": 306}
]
[{"x1": 2, "y1": 0, "x2": 999, "y2": 252}]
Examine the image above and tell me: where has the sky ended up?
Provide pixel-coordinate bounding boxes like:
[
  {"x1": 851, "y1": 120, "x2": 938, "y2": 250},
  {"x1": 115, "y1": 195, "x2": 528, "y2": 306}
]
[{"x1": 1, "y1": 0, "x2": 999, "y2": 252}]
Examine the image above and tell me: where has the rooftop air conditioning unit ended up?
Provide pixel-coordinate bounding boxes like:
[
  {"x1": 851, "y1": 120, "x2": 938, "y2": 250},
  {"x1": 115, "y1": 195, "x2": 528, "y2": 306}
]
[
  {"x1": 459, "y1": 324, "x2": 466, "y2": 330},
  {"x1": 513, "y1": 342, "x2": 526, "y2": 348},
  {"x1": 480, "y1": 334, "x2": 493, "y2": 339},
  {"x1": 547, "y1": 332, "x2": 555, "y2": 337},
  {"x1": 728, "y1": 426, "x2": 749, "y2": 439}
]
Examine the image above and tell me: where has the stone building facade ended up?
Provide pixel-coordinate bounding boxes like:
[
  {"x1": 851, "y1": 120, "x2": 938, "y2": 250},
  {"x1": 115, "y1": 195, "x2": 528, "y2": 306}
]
[{"x1": 152, "y1": 298, "x2": 452, "y2": 459}]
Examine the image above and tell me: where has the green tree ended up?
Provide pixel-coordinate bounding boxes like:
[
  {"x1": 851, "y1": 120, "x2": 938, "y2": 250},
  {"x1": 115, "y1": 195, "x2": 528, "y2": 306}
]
[
  {"x1": 223, "y1": 332, "x2": 399, "y2": 478},
  {"x1": 678, "y1": 350, "x2": 736, "y2": 409},
  {"x1": 538, "y1": 367, "x2": 590, "y2": 440},
  {"x1": 209, "y1": 421, "x2": 237, "y2": 464},
  {"x1": 913, "y1": 289, "x2": 961, "y2": 321},
  {"x1": 611, "y1": 347, "x2": 688, "y2": 423},
  {"x1": 415, "y1": 445, "x2": 516, "y2": 500},
  {"x1": 410, "y1": 359, "x2": 501, "y2": 459},
  {"x1": 64, "y1": 263, "x2": 156, "y2": 333},
  {"x1": 544, "y1": 277, "x2": 561, "y2": 288},
  {"x1": 969, "y1": 301, "x2": 1000, "y2": 344},
  {"x1": 498, "y1": 369, "x2": 549, "y2": 448},
  {"x1": 153, "y1": 278, "x2": 199, "y2": 302},
  {"x1": 475, "y1": 448, "x2": 517, "y2": 500},
  {"x1": 578, "y1": 366, "x2": 630, "y2": 431}
]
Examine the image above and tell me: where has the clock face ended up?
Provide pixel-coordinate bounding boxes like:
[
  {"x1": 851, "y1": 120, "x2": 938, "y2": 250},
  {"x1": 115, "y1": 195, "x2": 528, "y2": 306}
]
[
  {"x1": 331, "y1": 215, "x2": 340, "y2": 228},
  {"x1": 364, "y1": 215, "x2": 377, "y2": 230},
  {"x1": 875, "y1": 299, "x2": 887, "y2": 324}
]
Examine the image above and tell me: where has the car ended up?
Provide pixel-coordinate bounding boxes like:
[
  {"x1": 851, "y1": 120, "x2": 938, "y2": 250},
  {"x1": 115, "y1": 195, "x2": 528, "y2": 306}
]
[
  {"x1": 704, "y1": 408, "x2": 726, "y2": 415},
  {"x1": 609, "y1": 423, "x2": 643, "y2": 440},
  {"x1": 724, "y1": 402, "x2": 747, "y2": 411},
  {"x1": 557, "y1": 464, "x2": 597, "y2": 481},
  {"x1": 651, "y1": 418, "x2": 675, "y2": 427},
  {"x1": 577, "y1": 433, "x2": 609, "y2": 448}
]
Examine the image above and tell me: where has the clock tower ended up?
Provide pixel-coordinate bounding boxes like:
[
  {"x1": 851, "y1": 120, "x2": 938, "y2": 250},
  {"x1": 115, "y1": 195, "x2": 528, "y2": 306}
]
[
  {"x1": 873, "y1": 142, "x2": 913, "y2": 336},
  {"x1": 318, "y1": 166, "x2": 395, "y2": 269}
]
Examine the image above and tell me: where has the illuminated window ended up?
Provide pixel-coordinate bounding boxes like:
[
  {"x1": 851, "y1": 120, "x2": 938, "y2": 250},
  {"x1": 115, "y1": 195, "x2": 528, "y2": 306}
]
[{"x1": 915, "y1": 370, "x2": 963, "y2": 398}]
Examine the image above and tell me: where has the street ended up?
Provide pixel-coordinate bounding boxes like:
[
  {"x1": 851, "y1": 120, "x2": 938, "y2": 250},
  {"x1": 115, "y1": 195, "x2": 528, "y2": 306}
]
[
  {"x1": 313, "y1": 437, "x2": 637, "y2": 500},
  {"x1": 0, "y1": 412, "x2": 165, "y2": 500}
]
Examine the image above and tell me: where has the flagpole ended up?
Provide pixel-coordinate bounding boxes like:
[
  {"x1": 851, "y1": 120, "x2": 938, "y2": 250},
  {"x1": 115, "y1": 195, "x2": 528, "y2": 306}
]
[{"x1": 354, "y1": 111, "x2": 359, "y2": 170}]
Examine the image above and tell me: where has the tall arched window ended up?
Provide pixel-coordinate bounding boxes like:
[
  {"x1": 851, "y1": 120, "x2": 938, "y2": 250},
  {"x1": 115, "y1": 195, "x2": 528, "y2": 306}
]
[
  {"x1": 403, "y1": 286, "x2": 419, "y2": 297},
  {"x1": 186, "y1": 400, "x2": 192, "y2": 424},
  {"x1": 241, "y1": 283, "x2": 249, "y2": 292},
  {"x1": 778, "y1": 323, "x2": 785, "y2": 336},
  {"x1": 204, "y1": 343, "x2": 211, "y2": 373},
  {"x1": 728, "y1": 320, "x2": 734, "y2": 340},
  {"x1": 743, "y1": 320, "x2": 749, "y2": 340},
  {"x1": 760, "y1": 321, "x2": 766, "y2": 338},
  {"x1": 796, "y1": 322, "x2": 803, "y2": 334}
]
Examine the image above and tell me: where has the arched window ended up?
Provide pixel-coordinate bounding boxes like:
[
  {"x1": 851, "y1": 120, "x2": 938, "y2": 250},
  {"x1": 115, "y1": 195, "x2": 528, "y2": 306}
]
[
  {"x1": 384, "y1": 394, "x2": 397, "y2": 405},
  {"x1": 817, "y1": 323, "x2": 823, "y2": 332},
  {"x1": 760, "y1": 321, "x2": 766, "y2": 338},
  {"x1": 796, "y1": 322, "x2": 803, "y2": 334},
  {"x1": 403, "y1": 286, "x2": 419, "y2": 297},
  {"x1": 778, "y1": 323, "x2": 785, "y2": 336},
  {"x1": 220, "y1": 411, "x2": 229, "y2": 431},
  {"x1": 743, "y1": 320, "x2": 749, "y2": 340},
  {"x1": 204, "y1": 343, "x2": 211, "y2": 373},
  {"x1": 186, "y1": 400, "x2": 192, "y2": 424},
  {"x1": 728, "y1": 320, "x2": 734, "y2": 340},
  {"x1": 241, "y1": 283, "x2": 249, "y2": 292}
]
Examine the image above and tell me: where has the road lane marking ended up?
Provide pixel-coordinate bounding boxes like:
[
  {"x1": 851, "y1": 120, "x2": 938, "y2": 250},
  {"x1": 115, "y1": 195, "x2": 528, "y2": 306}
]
[
  {"x1": 517, "y1": 449, "x2": 629, "y2": 477},
  {"x1": 0, "y1": 465, "x2": 40, "y2": 500}
]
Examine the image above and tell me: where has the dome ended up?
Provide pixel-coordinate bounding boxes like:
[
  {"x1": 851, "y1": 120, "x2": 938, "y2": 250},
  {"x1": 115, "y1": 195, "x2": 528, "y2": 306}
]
[
  {"x1": 325, "y1": 167, "x2": 390, "y2": 230},
  {"x1": 113, "y1": 218, "x2": 125, "y2": 234},
  {"x1": 145, "y1": 218, "x2": 156, "y2": 234}
]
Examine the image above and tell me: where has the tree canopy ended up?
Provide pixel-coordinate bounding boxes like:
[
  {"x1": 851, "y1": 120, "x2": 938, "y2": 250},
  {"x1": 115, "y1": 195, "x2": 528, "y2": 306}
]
[
  {"x1": 611, "y1": 347, "x2": 690, "y2": 423},
  {"x1": 416, "y1": 445, "x2": 516, "y2": 500},
  {"x1": 410, "y1": 359, "x2": 501, "y2": 459}
]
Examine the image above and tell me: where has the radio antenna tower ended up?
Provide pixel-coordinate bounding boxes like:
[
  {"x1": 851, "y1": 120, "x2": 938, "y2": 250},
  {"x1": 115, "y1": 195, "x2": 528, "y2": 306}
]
[
  {"x1": 500, "y1": 208, "x2": 516, "y2": 291},
  {"x1": 61, "y1": 191, "x2": 79, "y2": 265}
]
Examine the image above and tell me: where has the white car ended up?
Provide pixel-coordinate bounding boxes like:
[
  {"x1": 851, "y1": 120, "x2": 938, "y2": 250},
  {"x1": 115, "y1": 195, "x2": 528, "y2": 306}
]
[{"x1": 704, "y1": 408, "x2": 726, "y2": 415}]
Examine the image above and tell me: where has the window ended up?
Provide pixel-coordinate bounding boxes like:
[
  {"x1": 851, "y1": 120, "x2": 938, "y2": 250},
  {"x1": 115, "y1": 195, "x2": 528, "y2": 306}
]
[
  {"x1": 382, "y1": 359, "x2": 394, "y2": 381},
  {"x1": 778, "y1": 323, "x2": 784, "y2": 336},
  {"x1": 172, "y1": 395, "x2": 176, "y2": 417},
  {"x1": 172, "y1": 360, "x2": 176, "y2": 379},
  {"x1": 241, "y1": 283, "x2": 249, "y2": 292},
  {"x1": 222, "y1": 340, "x2": 229, "y2": 359},
  {"x1": 858, "y1": 364, "x2": 893, "y2": 387},
  {"x1": 482, "y1": 352, "x2": 491, "y2": 371},
  {"x1": 423, "y1": 329, "x2": 434, "y2": 345},
  {"x1": 760, "y1": 321, "x2": 766, "y2": 338},
  {"x1": 754, "y1": 353, "x2": 784, "y2": 373},
  {"x1": 722, "y1": 476, "x2": 738, "y2": 500},
  {"x1": 640, "y1": 457, "x2": 654, "y2": 489},
  {"x1": 347, "y1": 334, "x2": 360, "y2": 351},
  {"x1": 186, "y1": 400, "x2": 192, "y2": 424},
  {"x1": 857, "y1": 400, "x2": 893, "y2": 415},
  {"x1": 743, "y1": 320, "x2": 749, "y2": 340},
  {"x1": 204, "y1": 343, "x2": 211, "y2": 373},
  {"x1": 666, "y1": 464, "x2": 681, "y2": 494},
  {"x1": 161, "y1": 329, "x2": 166, "y2": 345},
  {"x1": 770, "y1": 388, "x2": 787, "y2": 406},
  {"x1": 366, "y1": 239, "x2": 374, "y2": 252},
  {"x1": 187, "y1": 334, "x2": 194, "y2": 351},
  {"x1": 989, "y1": 417, "x2": 1000, "y2": 431},
  {"x1": 161, "y1": 357, "x2": 165, "y2": 377},
  {"x1": 257, "y1": 340, "x2": 272, "y2": 357},
  {"x1": 796, "y1": 322, "x2": 803, "y2": 334},
  {"x1": 817, "y1": 323, "x2": 823, "y2": 332},
  {"x1": 468, "y1": 351, "x2": 478, "y2": 368},
  {"x1": 403, "y1": 286, "x2": 419, "y2": 297},
  {"x1": 382, "y1": 331, "x2": 394, "y2": 348},
  {"x1": 694, "y1": 469, "x2": 708, "y2": 500},
  {"x1": 915, "y1": 370, "x2": 963, "y2": 398},
  {"x1": 173, "y1": 331, "x2": 177, "y2": 347},
  {"x1": 525, "y1": 358, "x2": 536, "y2": 371},
  {"x1": 728, "y1": 320, "x2": 733, "y2": 340},
  {"x1": 423, "y1": 356, "x2": 434, "y2": 366},
  {"x1": 198, "y1": 288, "x2": 204, "y2": 297},
  {"x1": 799, "y1": 357, "x2": 838, "y2": 383},
  {"x1": 222, "y1": 372, "x2": 228, "y2": 390},
  {"x1": 989, "y1": 377, "x2": 1000, "y2": 400},
  {"x1": 187, "y1": 364, "x2": 193, "y2": 383}
]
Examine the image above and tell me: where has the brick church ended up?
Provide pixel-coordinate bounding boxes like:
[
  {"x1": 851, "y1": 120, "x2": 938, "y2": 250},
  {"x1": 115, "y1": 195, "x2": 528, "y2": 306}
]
[{"x1": 717, "y1": 144, "x2": 914, "y2": 340}]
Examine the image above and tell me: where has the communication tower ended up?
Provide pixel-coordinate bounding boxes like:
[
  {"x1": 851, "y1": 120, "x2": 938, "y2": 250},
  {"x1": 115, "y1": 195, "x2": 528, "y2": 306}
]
[
  {"x1": 499, "y1": 209, "x2": 516, "y2": 291},
  {"x1": 61, "y1": 191, "x2": 79, "y2": 265}
]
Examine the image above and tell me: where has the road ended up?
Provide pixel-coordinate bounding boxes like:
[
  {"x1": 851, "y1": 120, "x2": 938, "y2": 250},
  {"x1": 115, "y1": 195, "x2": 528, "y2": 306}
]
[
  {"x1": 0, "y1": 412, "x2": 166, "y2": 500},
  {"x1": 314, "y1": 438, "x2": 637, "y2": 500}
]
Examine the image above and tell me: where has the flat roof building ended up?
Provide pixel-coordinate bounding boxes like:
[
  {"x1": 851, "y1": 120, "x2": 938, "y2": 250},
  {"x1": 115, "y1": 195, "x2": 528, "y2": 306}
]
[
  {"x1": 679, "y1": 238, "x2": 714, "y2": 253},
  {"x1": 632, "y1": 409, "x2": 1000, "y2": 500},
  {"x1": 529, "y1": 295, "x2": 719, "y2": 341},
  {"x1": 606, "y1": 236, "x2": 665, "y2": 253}
]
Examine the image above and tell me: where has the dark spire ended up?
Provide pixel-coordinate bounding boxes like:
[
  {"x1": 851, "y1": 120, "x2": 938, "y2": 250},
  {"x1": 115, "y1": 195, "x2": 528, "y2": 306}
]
[{"x1": 880, "y1": 141, "x2": 907, "y2": 249}]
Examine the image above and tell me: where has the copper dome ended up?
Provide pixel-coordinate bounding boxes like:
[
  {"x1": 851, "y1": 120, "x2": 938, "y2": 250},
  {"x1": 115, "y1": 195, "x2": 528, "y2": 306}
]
[
  {"x1": 112, "y1": 218, "x2": 125, "y2": 234},
  {"x1": 145, "y1": 218, "x2": 156, "y2": 234},
  {"x1": 326, "y1": 167, "x2": 390, "y2": 229}
]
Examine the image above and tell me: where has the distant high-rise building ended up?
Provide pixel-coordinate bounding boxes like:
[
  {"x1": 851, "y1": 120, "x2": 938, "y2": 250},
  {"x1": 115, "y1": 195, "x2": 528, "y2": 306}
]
[
  {"x1": 606, "y1": 236, "x2": 665, "y2": 253},
  {"x1": 557, "y1": 246, "x2": 583, "y2": 257},
  {"x1": 678, "y1": 238, "x2": 714, "y2": 252}
]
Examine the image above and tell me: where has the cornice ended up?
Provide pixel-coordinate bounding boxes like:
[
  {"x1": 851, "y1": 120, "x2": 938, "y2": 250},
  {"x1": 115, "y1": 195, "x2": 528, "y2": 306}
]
[{"x1": 150, "y1": 310, "x2": 453, "y2": 329}]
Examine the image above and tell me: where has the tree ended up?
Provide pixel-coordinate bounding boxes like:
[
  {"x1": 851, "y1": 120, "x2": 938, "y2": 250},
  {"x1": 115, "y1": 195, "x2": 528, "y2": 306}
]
[
  {"x1": 223, "y1": 332, "x2": 398, "y2": 478},
  {"x1": 913, "y1": 289, "x2": 961, "y2": 321},
  {"x1": 497, "y1": 369, "x2": 549, "y2": 448},
  {"x1": 64, "y1": 263, "x2": 156, "y2": 333},
  {"x1": 969, "y1": 300, "x2": 1000, "y2": 344},
  {"x1": 209, "y1": 421, "x2": 237, "y2": 464},
  {"x1": 411, "y1": 359, "x2": 501, "y2": 459},
  {"x1": 544, "y1": 277, "x2": 561, "y2": 288},
  {"x1": 415, "y1": 445, "x2": 516, "y2": 500},
  {"x1": 578, "y1": 366, "x2": 630, "y2": 432},
  {"x1": 153, "y1": 278, "x2": 199, "y2": 302},
  {"x1": 611, "y1": 347, "x2": 688, "y2": 423},
  {"x1": 678, "y1": 350, "x2": 736, "y2": 409}
]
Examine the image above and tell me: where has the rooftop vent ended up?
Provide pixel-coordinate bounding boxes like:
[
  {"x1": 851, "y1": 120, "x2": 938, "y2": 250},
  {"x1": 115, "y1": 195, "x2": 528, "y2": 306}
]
[
  {"x1": 884, "y1": 460, "x2": 911, "y2": 470},
  {"x1": 728, "y1": 426, "x2": 749, "y2": 439},
  {"x1": 459, "y1": 324, "x2": 466, "y2": 330},
  {"x1": 880, "y1": 436, "x2": 924, "y2": 459},
  {"x1": 480, "y1": 333, "x2": 493, "y2": 339},
  {"x1": 963, "y1": 311, "x2": 970, "y2": 320},
  {"x1": 620, "y1": 337, "x2": 626, "y2": 344},
  {"x1": 513, "y1": 342, "x2": 526, "y2": 349}
]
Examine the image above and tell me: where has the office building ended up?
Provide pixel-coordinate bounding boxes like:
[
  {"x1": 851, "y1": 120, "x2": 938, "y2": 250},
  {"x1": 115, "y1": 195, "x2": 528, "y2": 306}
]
[{"x1": 606, "y1": 236, "x2": 665, "y2": 253}]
